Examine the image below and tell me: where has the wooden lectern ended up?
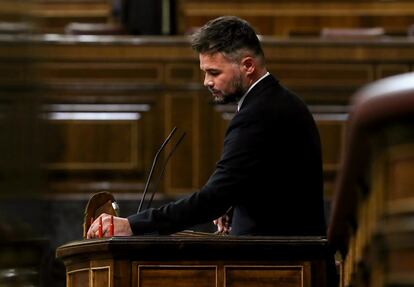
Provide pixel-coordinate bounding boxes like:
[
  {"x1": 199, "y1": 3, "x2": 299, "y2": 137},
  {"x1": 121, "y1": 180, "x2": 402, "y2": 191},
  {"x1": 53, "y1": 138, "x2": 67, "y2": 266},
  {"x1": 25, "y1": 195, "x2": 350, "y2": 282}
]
[{"x1": 56, "y1": 234, "x2": 334, "y2": 287}]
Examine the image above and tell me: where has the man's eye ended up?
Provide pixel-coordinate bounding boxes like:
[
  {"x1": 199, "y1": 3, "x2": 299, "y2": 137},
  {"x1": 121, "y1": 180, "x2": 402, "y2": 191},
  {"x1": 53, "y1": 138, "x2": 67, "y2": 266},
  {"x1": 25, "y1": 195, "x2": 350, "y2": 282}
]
[{"x1": 209, "y1": 71, "x2": 219, "y2": 76}]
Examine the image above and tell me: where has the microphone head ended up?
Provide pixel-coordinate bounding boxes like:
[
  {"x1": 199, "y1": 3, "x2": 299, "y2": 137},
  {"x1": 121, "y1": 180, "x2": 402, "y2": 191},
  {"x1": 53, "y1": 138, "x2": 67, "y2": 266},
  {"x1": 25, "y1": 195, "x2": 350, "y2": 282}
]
[{"x1": 112, "y1": 201, "x2": 120, "y2": 216}]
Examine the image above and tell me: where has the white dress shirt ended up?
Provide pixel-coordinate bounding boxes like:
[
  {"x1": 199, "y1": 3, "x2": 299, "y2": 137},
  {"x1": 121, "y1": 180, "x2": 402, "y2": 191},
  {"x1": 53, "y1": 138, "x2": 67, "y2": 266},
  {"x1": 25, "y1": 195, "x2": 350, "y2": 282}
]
[{"x1": 237, "y1": 72, "x2": 270, "y2": 112}]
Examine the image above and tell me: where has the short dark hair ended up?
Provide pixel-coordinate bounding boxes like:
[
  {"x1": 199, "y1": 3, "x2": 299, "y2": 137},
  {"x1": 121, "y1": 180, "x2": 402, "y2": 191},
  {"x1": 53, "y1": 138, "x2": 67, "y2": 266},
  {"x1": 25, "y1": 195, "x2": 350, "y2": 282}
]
[{"x1": 190, "y1": 16, "x2": 264, "y2": 63}]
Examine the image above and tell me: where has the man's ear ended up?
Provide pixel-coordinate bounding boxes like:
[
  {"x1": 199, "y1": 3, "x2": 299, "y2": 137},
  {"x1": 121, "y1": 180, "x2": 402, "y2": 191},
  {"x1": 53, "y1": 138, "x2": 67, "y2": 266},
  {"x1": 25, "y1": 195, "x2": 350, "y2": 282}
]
[{"x1": 241, "y1": 56, "x2": 255, "y2": 75}]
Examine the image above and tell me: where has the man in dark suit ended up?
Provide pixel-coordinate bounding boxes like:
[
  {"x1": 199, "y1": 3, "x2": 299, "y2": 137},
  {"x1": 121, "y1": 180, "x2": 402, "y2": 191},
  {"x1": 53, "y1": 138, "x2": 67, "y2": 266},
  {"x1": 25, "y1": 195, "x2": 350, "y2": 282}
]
[{"x1": 87, "y1": 16, "x2": 326, "y2": 238}]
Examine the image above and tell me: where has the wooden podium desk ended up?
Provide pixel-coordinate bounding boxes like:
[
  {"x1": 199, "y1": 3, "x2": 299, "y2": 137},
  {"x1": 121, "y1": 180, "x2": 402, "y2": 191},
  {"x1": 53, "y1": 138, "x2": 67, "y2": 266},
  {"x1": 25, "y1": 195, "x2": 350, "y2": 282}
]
[{"x1": 56, "y1": 234, "x2": 333, "y2": 287}]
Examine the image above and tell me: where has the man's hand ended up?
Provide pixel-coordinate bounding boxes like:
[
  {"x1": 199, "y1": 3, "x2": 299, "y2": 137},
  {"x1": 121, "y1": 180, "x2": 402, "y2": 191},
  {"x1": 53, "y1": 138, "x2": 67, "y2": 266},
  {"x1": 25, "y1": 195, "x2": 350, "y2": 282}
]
[
  {"x1": 213, "y1": 213, "x2": 231, "y2": 234},
  {"x1": 87, "y1": 213, "x2": 133, "y2": 239}
]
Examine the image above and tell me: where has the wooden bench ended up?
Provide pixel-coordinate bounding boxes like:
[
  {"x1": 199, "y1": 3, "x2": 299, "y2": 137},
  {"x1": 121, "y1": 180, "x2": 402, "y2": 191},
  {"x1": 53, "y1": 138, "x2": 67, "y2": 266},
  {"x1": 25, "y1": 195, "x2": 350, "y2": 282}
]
[{"x1": 328, "y1": 72, "x2": 414, "y2": 286}]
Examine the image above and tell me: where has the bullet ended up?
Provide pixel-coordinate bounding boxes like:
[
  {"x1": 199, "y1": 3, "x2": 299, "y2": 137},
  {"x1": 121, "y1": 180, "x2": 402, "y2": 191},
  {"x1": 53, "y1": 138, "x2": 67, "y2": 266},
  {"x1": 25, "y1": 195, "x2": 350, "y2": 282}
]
[
  {"x1": 98, "y1": 216, "x2": 103, "y2": 238},
  {"x1": 110, "y1": 215, "x2": 114, "y2": 236}
]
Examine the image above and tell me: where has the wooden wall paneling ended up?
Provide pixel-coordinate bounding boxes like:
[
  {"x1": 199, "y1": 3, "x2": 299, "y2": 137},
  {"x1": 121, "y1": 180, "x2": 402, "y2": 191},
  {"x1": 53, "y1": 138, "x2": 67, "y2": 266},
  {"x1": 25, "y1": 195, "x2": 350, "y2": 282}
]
[
  {"x1": 268, "y1": 64, "x2": 373, "y2": 89},
  {"x1": 267, "y1": 64, "x2": 373, "y2": 104},
  {"x1": 5, "y1": 0, "x2": 414, "y2": 36},
  {"x1": 41, "y1": 99, "x2": 158, "y2": 173},
  {"x1": 377, "y1": 15, "x2": 414, "y2": 37},
  {"x1": 164, "y1": 91, "x2": 199, "y2": 194},
  {"x1": 32, "y1": 39, "x2": 168, "y2": 194},
  {"x1": 165, "y1": 62, "x2": 200, "y2": 85},
  {"x1": 0, "y1": 1, "x2": 25, "y2": 21},
  {"x1": 389, "y1": 147, "x2": 414, "y2": 202},
  {"x1": 39, "y1": 86, "x2": 162, "y2": 194},
  {"x1": 279, "y1": 15, "x2": 414, "y2": 37},
  {"x1": 275, "y1": 16, "x2": 361, "y2": 37},
  {"x1": 289, "y1": 87, "x2": 350, "y2": 105},
  {"x1": 30, "y1": 41, "x2": 196, "y2": 63},
  {"x1": 163, "y1": 89, "x2": 217, "y2": 194},
  {"x1": 0, "y1": 39, "x2": 33, "y2": 89},
  {"x1": 198, "y1": 92, "x2": 220, "y2": 187},
  {"x1": 34, "y1": 62, "x2": 164, "y2": 85},
  {"x1": 29, "y1": 36, "x2": 414, "y2": 64},
  {"x1": 315, "y1": 117, "x2": 347, "y2": 174},
  {"x1": 386, "y1": 144, "x2": 414, "y2": 209},
  {"x1": 0, "y1": 62, "x2": 27, "y2": 85},
  {"x1": 211, "y1": 105, "x2": 235, "y2": 166},
  {"x1": 43, "y1": 111, "x2": 143, "y2": 171},
  {"x1": 165, "y1": 89, "x2": 216, "y2": 194},
  {"x1": 178, "y1": 1, "x2": 414, "y2": 37},
  {"x1": 314, "y1": 113, "x2": 347, "y2": 199},
  {"x1": 22, "y1": 37, "x2": 414, "y2": 199},
  {"x1": 141, "y1": 91, "x2": 165, "y2": 192},
  {"x1": 31, "y1": 1, "x2": 111, "y2": 34},
  {"x1": 211, "y1": 109, "x2": 226, "y2": 162},
  {"x1": 262, "y1": 41, "x2": 414, "y2": 66},
  {"x1": 375, "y1": 64, "x2": 411, "y2": 79}
]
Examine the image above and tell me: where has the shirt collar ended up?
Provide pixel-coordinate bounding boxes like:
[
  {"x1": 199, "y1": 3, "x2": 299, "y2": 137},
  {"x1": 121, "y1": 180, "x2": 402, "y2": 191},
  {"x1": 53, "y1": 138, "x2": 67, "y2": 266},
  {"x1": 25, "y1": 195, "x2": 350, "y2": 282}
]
[{"x1": 237, "y1": 72, "x2": 270, "y2": 112}]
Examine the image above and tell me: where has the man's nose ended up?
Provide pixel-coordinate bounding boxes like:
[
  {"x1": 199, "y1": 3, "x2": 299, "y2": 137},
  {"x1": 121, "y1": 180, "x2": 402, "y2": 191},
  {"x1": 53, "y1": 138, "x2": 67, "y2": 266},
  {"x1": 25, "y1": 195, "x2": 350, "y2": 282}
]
[{"x1": 204, "y1": 75, "x2": 213, "y2": 88}]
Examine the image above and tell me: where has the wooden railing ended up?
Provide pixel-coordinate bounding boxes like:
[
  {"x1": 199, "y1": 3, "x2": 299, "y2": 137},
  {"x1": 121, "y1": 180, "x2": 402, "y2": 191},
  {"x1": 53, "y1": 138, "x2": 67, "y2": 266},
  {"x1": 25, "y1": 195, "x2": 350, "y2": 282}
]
[{"x1": 328, "y1": 72, "x2": 414, "y2": 287}]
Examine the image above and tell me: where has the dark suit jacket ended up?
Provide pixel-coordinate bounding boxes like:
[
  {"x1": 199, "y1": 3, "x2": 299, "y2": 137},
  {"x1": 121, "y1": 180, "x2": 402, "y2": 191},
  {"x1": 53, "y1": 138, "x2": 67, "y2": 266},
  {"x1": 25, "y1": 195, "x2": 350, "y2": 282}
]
[{"x1": 128, "y1": 74, "x2": 326, "y2": 236}]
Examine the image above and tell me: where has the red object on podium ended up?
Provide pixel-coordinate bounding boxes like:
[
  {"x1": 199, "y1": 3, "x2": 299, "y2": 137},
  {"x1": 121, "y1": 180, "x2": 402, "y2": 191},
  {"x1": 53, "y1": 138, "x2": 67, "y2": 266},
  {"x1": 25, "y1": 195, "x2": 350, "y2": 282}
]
[
  {"x1": 109, "y1": 216, "x2": 114, "y2": 237},
  {"x1": 98, "y1": 217, "x2": 103, "y2": 238}
]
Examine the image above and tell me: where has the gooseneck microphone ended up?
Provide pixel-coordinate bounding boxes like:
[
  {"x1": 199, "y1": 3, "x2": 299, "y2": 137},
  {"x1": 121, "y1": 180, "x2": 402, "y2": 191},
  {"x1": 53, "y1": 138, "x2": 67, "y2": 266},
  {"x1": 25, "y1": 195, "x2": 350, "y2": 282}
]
[
  {"x1": 137, "y1": 127, "x2": 185, "y2": 213},
  {"x1": 137, "y1": 127, "x2": 177, "y2": 213},
  {"x1": 146, "y1": 132, "x2": 186, "y2": 210}
]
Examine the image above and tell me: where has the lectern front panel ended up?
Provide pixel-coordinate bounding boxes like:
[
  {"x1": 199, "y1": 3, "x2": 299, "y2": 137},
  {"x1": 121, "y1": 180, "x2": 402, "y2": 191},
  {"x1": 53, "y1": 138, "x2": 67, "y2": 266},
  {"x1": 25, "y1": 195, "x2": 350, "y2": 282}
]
[
  {"x1": 56, "y1": 236, "x2": 332, "y2": 287},
  {"x1": 91, "y1": 267, "x2": 110, "y2": 287},
  {"x1": 225, "y1": 265, "x2": 305, "y2": 287},
  {"x1": 68, "y1": 268, "x2": 89, "y2": 287},
  {"x1": 137, "y1": 265, "x2": 217, "y2": 287}
]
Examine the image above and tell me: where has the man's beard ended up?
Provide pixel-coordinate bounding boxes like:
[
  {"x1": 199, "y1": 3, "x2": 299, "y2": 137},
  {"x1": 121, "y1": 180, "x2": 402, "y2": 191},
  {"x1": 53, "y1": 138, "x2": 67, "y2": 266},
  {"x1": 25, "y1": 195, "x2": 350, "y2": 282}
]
[{"x1": 209, "y1": 75, "x2": 245, "y2": 104}]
